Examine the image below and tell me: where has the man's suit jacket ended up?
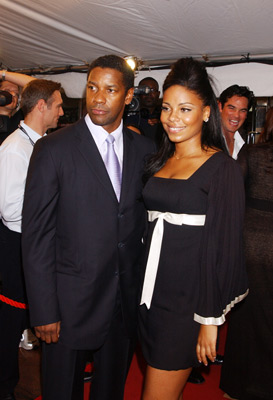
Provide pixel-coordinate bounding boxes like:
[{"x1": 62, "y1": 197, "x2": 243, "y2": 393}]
[{"x1": 22, "y1": 118, "x2": 155, "y2": 350}]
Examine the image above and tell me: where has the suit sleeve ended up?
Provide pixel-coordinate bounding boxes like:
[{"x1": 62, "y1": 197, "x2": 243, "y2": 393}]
[{"x1": 22, "y1": 137, "x2": 61, "y2": 327}]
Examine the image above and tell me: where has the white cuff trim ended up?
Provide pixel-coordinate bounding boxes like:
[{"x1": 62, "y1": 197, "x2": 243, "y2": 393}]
[{"x1": 194, "y1": 289, "x2": 249, "y2": 326}]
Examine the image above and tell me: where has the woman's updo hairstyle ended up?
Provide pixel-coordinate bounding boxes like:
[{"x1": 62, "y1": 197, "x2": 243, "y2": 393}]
[
  {"x1": 143, "y1": 58, "x2": 227, "y2": 181},
  {"x1": 163, "y1": 57, "x2": 224, "y2": 151}
]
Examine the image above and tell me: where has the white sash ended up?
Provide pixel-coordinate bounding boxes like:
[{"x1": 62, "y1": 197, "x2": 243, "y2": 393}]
[{"x1": 140, "y1": 210, "x2": 206, "y2": 309}]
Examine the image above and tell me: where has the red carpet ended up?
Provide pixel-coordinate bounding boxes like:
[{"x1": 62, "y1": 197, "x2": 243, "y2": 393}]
[{"x1": 35, "y1": 324, "x2": 227, "y2": 399}]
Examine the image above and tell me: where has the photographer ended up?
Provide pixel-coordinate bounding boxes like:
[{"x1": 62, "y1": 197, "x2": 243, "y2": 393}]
[
  {"x1": 0, "y1": 70, "x2": 35, "y2": 144},
  {"x1": 124, "y1": 77, "x2": 162, "y2": 145}
]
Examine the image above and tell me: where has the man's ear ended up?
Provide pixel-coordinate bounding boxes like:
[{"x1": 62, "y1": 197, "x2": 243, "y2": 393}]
[
  {"x1": 125, "y1": 87, "x2": 134, "y2": 105},
  {"x1": 37, "y1": 98, "x2": 46, "y2": 113},
  {"x1": 218, "y1": 100, "x2": 223, "y2": 113}
]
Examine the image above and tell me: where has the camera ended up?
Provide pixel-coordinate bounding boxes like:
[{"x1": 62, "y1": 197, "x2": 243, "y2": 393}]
[
  {"x1": 133, "y1": 85, "x2": 151, "y2": 96},
  {"x1": 0, "y1": 90, "x2": 13, "y2": 106},
  {"x1": 127, "y1": 85, "x2": 151, "y2": 114}
]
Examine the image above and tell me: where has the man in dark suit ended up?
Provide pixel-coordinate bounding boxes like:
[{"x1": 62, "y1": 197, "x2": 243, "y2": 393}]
[{"x1": 22, "y1": 55, "x2": 155, "y2": 400}]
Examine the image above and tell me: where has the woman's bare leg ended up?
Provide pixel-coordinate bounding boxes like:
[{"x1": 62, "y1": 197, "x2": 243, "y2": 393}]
[{"x1": 142, "y1": 365, "x2": 192, "y2": 400}]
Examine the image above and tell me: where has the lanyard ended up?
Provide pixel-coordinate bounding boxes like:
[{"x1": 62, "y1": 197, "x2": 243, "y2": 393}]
[{"x1": 18, "y1": 124, "x2": 35, "y2": 146}]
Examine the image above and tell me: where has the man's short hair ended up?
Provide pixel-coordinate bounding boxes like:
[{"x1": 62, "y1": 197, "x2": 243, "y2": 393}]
[
  {"x1": 21, "y1": 79, "x2": 62, "y2": 116},
  {"x1": 139, "y1": 77, "x2": 159, "y2": 91},
  {"x1": 87, "y1": 55, "x2": 134, "y2": 93},
  {"x1": 219, "y1": 84, "x2": 254, "y2": 110}
]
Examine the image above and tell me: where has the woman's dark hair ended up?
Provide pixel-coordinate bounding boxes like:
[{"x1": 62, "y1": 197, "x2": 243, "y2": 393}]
[
  {"x1": 143, "y1": 57, "x2": 227, "y2": 181},
  {"x1": 258, "y1": 107, "x2": 273, "y2": 143}
]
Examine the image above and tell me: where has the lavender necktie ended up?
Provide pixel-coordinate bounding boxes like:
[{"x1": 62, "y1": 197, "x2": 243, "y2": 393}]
[{"x1": 104, "y1": 135, "x2": 122, "y2": 200}]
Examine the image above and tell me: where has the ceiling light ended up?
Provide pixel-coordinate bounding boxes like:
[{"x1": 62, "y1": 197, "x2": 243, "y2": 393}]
[{"x1": 124, "y1": 56, "x2": 137, "y2": 70}]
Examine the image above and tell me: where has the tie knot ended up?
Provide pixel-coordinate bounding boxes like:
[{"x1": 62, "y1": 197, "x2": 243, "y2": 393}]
[{"x1": 106, "y1": 135, "x2": 115, "y2": 144}]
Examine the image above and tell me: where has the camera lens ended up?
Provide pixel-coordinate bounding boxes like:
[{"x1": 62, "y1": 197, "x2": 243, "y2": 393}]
[
  {"x1": 128, "y1": 97, "x2": 140, "y2": 112},
  {"x1": 0, "y1": 90, "x2": 13, "y2": 106}
]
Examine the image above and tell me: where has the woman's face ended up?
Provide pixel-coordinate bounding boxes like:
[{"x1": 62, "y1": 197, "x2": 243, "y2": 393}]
[{"x1": 160, "y1": 85, "x2": 210, "y2": 145}]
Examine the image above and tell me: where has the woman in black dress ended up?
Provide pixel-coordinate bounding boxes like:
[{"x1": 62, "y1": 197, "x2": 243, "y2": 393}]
[
  {"x1": 138, "y1": 58, "x2": 249, "y2": 400},
  {"x1": 220, "y1": 108, "x2": 273, "y2": 400}
]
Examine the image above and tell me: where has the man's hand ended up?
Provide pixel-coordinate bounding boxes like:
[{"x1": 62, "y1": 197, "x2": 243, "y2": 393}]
[
  {"x1": 34, "y1": 321, "x2": 61, "y2": 344},
  {"x1": 196, "y1": 325, "x2": 218, "y2": 366}
]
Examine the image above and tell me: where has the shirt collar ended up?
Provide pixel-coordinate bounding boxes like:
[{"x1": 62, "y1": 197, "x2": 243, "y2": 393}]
[
  {"x1": 84, "y1": 114, "x2": 123, "y2": 150},
  {"x1": 20, "y1": 120, "x2": 46, "y2": 144}
]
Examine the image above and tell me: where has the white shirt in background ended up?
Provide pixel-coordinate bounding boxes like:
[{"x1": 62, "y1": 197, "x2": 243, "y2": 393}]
[{"x1": 0, "y1": 121, "x2": 44, "y2": 233}]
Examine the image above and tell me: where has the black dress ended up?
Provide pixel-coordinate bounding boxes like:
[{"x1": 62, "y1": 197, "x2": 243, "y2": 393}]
[
  {"x1": 220, "y1": 143, "x2": 273, "y2": 400},
  {"x1": 139, "y1": 152, "x2": 248, "y2": 370}
]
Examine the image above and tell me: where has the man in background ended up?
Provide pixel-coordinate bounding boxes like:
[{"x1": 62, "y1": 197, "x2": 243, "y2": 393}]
[
  {"x1": 125, "y1": 76, "x2": 162, "y2": 144},
  {"x1": 212, "y1": 84, "x2": 255, "y2": 379},
  {"x1": 218, "y1": 84, "x2": 254, "y2": 159},
  {"x1": 0, "y1": 79, "x2": 63, "y2": 400}
]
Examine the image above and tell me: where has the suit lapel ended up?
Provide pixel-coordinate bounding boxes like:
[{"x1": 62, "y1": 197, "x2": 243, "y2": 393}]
[
  {"x1": 120, "y1": 128, "x2": 137, "y2": 206},
  {"x1": 74, "y1": 119, "x2": 118, "y2": 201}
]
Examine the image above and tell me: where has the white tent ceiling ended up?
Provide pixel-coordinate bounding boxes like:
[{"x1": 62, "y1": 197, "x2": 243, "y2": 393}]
[{"x1": 1, "y1": 0, "x2": 273, "y2": 97}]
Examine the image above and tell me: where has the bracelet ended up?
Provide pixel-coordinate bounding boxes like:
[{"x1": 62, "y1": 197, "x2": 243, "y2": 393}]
[{"x1": 1, "y1": 70, "x2": 6, "y2": 81}]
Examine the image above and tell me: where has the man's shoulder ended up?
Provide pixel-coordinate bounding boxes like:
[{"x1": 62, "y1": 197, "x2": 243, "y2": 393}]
[
  {"x1": 0, "y1": 129, "x2": 31, "y2": 166},
  {"x1": 42, "y1": 118, "x2": 86, "y2": 145},
  {"x1": 0, "y1": 128, "x2": 24, "y2": 150}
]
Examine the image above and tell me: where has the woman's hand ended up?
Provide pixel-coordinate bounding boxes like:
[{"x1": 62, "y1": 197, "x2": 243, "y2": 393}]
[{"x1": 196, "y1": 324, "x2": 218, "y2": 366}]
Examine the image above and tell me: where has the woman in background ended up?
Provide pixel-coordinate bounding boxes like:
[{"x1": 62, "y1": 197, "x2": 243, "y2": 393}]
[
  {"x1": 138, "y1": 58, "x2": 248, "y2": 400},
  {"x1": 220, "y1": 107, "x2": 273, "y2": 400}
]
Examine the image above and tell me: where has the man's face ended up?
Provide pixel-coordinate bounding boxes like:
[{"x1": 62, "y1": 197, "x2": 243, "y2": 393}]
[
  {"x1": 86, "y1": 67, "x2": 134, "y2": 133},
  {"x1": 219, "y1": 95, "x2": 249, "y2": 137},
  {"x1": 139, "y1": 79, "x2": 160, "y2": 111},
  {"x1": 43, "y1": 90, "x2": 64, "y2": 130},
  {"x1": 0, "y1": 81, "x2": 19, "y2": 112}
]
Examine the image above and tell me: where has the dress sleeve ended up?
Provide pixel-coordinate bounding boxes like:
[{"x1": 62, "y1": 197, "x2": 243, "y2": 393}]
[{"x1": 194, "y1": 157, "x2": 248, "y2": 325}]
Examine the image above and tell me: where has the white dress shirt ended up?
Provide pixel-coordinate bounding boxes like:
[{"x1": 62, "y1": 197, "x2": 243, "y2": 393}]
[
  {"x1": 232, "y1": 131, "x2": 245, "y2": 160},
  {"x1": 223, "y1": 130, "x2": 245, "y2": 160},
  {"x1": 84, "y1": 114, "x2": 124, "y2": 172},
  {"x1": 0, "y1": 121, "x2": 43, "y2": 233}
]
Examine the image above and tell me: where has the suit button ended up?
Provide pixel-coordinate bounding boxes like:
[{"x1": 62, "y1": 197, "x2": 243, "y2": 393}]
[
  {"x1": 118, "y1": 213, "x2": 124, "y2": 218},
  {"x1": 115, "y1": 271, "x2": 119, "y2": 276},
  {"x1": 118, "y1": 242, "x2": 124, "y2": 248}
]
